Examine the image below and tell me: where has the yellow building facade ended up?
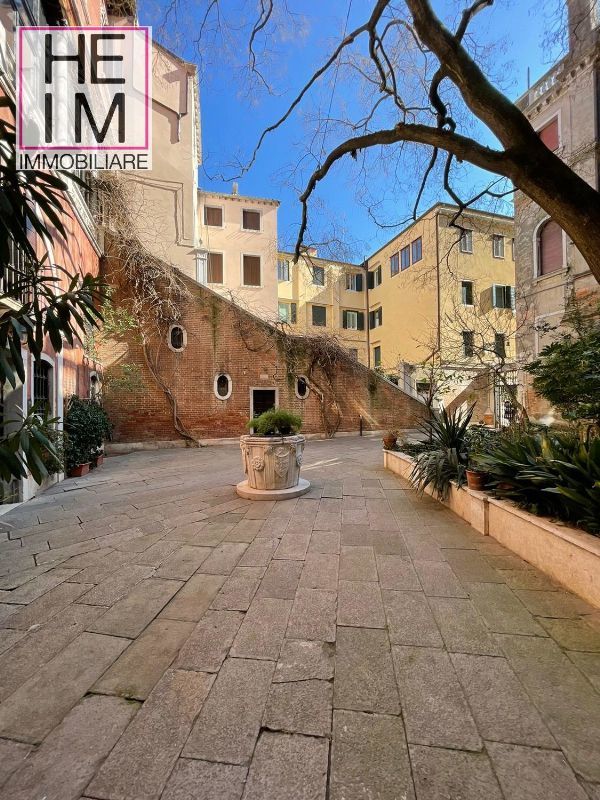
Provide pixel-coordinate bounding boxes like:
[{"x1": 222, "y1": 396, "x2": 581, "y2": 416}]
[
  {"x1": 277, "y1": 250, "x2": 369, "y2": 364},
  {"x1": 366, "y1": 204, "x2": 516, "y2": 400}
]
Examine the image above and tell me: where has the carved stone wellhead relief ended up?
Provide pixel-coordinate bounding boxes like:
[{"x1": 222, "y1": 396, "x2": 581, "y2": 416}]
[{"x1": 240, "y1": 435, "x2": 306, "y2": 490}]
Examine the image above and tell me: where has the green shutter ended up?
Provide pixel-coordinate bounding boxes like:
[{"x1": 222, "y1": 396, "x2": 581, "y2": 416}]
[
  {"x1": 342, "y1": 310, "x2": 348, "y2": 329},
  {"x1": 357, "y1": 312, "x2": 364, "y2": 331}
]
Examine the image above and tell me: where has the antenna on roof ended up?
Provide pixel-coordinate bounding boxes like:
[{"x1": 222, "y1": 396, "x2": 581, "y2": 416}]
[{"x1": 232, "y1": 182, "x2": 239, "y2": 196}]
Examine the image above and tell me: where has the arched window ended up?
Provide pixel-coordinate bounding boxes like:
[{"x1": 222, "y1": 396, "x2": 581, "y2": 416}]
[
  {"x1": 537, "y1": 220, "x2": 564, "y2": 276},
  {"x1": 295, "y1": 376, "x2": 309, "y2": 400},
  {"x1": 214, "y1": 373, "x2": 232, "y2": 400},
  {"x1": 89, "y1": 372, "x2": 101, "y2": 401},
  {"x1": 168, "y1": 324, "x2": 187, "y2": 352},
  {"x1": 33, "y1": 358, "x2": 53, "y2": 412}
]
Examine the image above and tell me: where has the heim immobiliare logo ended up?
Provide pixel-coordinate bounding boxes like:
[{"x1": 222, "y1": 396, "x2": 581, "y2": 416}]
[{"x1": 17, "y1": 26, "x2": 152, "y2": 170}]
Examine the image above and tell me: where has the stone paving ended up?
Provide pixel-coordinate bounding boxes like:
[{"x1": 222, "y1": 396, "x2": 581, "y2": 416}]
[{"x1": 0, "y1": 438, "x2": 599, "y2": 799}]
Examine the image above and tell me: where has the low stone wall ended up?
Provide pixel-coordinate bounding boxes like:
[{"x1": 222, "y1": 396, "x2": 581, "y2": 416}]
[{"x1": 384, "y1": 449, "x2": 600, "y2": 608}]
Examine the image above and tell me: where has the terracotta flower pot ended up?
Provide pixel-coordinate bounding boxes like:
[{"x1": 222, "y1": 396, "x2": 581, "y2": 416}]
[
  {"x1": 94, "y1": 454, "x2": 105, "y2": 468},
  {"x1": 240, "y1": 434, "x2": 305, "y2": 490},
  {"x1": 466, "y1": 469, "x2": 486, "y2": 491},
  {"x1": 69, "y1": 462, "x2": 91, "y2": 478},
  {"x1": 382, "y1": 435, "x2": 397, "y2": 450}
]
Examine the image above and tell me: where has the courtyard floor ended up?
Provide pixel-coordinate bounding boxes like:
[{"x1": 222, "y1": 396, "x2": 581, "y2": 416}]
[{"x1": 0, "y1": 438, "x2": 599, "y2": 799}]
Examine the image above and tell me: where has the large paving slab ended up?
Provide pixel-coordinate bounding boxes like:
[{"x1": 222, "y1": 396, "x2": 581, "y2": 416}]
[{"x1": 0, "y1": 439, "x2": 599, "y2": 798}]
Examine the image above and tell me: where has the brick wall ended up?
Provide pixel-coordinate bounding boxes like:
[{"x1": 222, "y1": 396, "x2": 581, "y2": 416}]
[{"x1": 100, "y1": 270, "x2": 425, "y2": 443}]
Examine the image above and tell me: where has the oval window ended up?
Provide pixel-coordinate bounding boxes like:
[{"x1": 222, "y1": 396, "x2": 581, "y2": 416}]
[
  {"x1": 295, "y1": 376, "x2": 309, "y2": 399},
  {"x1": 214, "y1": 373, "x2": 232, "y2": 400},
  {"x1": 169, "y1": 325, "x2": 186, "y2": 351}
]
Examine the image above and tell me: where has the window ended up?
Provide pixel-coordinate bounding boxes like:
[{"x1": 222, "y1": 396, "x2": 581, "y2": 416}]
[
  {"x1": 278, "y1": 302, "x2": 296, "y2": 324},
  {"x1": 312, "y1": 266, "x2": 325, "y2": 286},
  {"x1": 390, "y1": 252, "x2": 399, "y2": 276},
  {"x1": 538, "y1": 117, "x2": 559, "y2": 151},
  {"x1": 204, "y1": 206, "x2": 223, "y2": 227},
  {"x1": 461, "y1": 280, "x2": 474, "y2": 306},
  {"x1": 295, "y1": 376, "x2": 309, "y2": 400},
  {"x1": 242, "y1": 209, "x2": 261, "y2": 231},
  {"x1": 459, "y1": 229, "x2": 473, "y2": 253},
  {"x1": 367, "y1": 265, "x2": 382, "y2": 288},
  {"x1": 348, "y1": 348, "x2": 359, "y2": 361},
  {"x1": 242, "y1": 255, "x2": 261, "y2": 286},
  {"x1": 494, "y1": 333, "x2": 507, "y2": 358},
  {"x1": 537, "y1": 219, "x2": 564, "y2": 275},
  {"x1": 346, "y1": 272, "x2": 363, "y2": 291},
  {"x1": 493, "y1": 284, "x2": 515, "y2": 309},
  {"x1": 411, "y1": 237, "x2": 423, "y2": 263},
  {"x1": 342, "y1": 310, "x2": 365, "y2": 330},
  {"x1": 168, "y1": 325, "x2": 186, "y2": 352},
  {"x1": 369, "y1": 307, "x2": 383, "y2": 329},
  {"x1": 373, "y1": 346, "x2": 381, "y2": 367},
  {"x1": 277, "y1": 259, "x2": 291, "y2": 282},
  {"x1": 462, "y1": 330, "x2": 475, "y2": 358},
  {"x1": 312, "y1": 305, "x2": 327, "y2": 326},
  {"x1": 492, "y1": 235, "x2": 505, "y2": 258},
  {"x1": 400, "y1": 245, "x2": 410, "y2": 271},
  {"x1": 33, "y1": 359, "x2": 52, "y2": 409},
  {"x1": 89, "y1": 373, "x2": 100, "y2": 401},
  {"x1": 214, "y1": 373, "x2": 232, "y2": 400},
  {"x1": 207, "y1": 252, "x2": 223, "y2": 284},
  {"x1": 416, "y1": 381, "x2": 431, "y2": 396}
]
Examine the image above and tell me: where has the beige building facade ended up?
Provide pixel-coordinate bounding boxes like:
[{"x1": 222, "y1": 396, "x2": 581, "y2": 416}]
[
  {"x1": 366, "y1": 204, "x2": 516, "y2": 408},
  {"x1": 122, "y1": 42, "x2": 201, "y2": 277},
  {"x1": 277, "y1": 251, "x2": 368, "y2": 364},
  {"x1": 514, "y1": 0, "x2": 599, "y2": 423},
  {"x1": 197, "y1": 189, "x2": 280, "y2": 322}
]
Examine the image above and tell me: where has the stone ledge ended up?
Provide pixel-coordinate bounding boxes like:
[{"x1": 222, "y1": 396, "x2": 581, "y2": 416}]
[
  {"x1": 236, "y1": 478, "x2": 311, "y2": 501},
  {"x1": 384, "y1": 449, "x2": 600, "y2": 609}
]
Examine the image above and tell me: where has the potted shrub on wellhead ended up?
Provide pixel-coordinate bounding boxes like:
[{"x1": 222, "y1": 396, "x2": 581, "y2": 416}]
[{"x1": 236, "y1": 408, "x2": 311, "y2": 499}]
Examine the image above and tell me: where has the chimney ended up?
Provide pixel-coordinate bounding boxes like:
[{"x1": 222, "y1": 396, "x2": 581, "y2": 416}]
[
  {"x1": 232, "y1": 182, "x2": 239, "y2": 196},
  {"x1": 568, "y1": 0, "x2": 597, "y2": 54}
]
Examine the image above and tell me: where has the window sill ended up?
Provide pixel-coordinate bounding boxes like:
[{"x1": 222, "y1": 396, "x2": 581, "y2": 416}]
[{"x1": 534, "y1": 268, "x2": 568, "y2": 284}]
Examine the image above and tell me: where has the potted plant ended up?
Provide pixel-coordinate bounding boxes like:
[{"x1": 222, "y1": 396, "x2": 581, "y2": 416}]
[
  {"x1": 382, "y1": 429, "x2": 400, "y2": 450},
  {"x1": 238, "y1": 408, "x2": 310, "y2": 498},
  {"x1": 465, "y1": 461, "x2": 486, "y2": 491},
  {"x1": 464, "y1": 424, "x2": 498, "y2": 491},
  {"x1": 64, "y1": 395, "x2": 111, "y2": 477}
]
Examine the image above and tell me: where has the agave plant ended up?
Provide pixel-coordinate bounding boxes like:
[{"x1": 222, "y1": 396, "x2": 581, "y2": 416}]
[
  {"x1": 473, "y1": 430, "x2": 600, "y2": 535},
  {"x1": 410, "y1": 405, "x2": 474, "y2": 499}
]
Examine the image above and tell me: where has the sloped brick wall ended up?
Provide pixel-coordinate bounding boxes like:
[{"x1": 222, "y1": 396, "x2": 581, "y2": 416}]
[{"x1": 100, "y1": 271, "x2": 425, "y2": 443}]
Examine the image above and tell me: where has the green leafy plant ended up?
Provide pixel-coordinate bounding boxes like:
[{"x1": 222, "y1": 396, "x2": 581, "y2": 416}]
[
  {"x1": 464, "y1": 424, "x2": 501, "y2": 469},
  {"x1": 63, "y1": 396, "x2": 112, "y2": 472},
  {"x1": 473, "y1": 430, "x2": 600, "y2": 534},
  {"x1": 247, "y1": 408, "x2": 302, "y2": 436},
  {"x1": 410, "y1": 405, "x2": 474, "y2": 499},
  {"x1": 0, "y1": 96, "x2": 105, "y2": 484},
  {"x1": 525, "y1": 297, "x2": 600, "y2": 425},
  {"x1": 0, "y1": 405, "x2": 62, "y2": 484}
]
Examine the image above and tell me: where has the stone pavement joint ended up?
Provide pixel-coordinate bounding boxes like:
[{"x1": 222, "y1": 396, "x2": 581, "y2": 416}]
[{"x1": 0, "y1": 439, "x2": 598, "y2": 799}]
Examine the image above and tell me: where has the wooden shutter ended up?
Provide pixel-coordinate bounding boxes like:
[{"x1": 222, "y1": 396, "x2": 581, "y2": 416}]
[
  {"x1": 538, "y1": 118, "x2": 559, "y2": 151},
  {"x1": 243, "y1": 255, "x2": 261, "y2": 286},
  {"x1": 207, "y1": 252, "x2": 223, "y2": 283},
  {"x1": 357, "y1": 311, "x2": 365, "y2": 331},
  {"x1": 290, "y1": 303, "x2": 297, "y2": 323},
  {"x1": 367, "y1": 271, "x2": 374, "y2": 290},
  {"x1": 539, "y1": 221, "x2": 563, "y2": 274},
  {"x1": 242, "y1": 210, "x2": 260, "y2": 230},
  {"x1": 355, "y1": 273, "x2": 363, "y2": 292},
  {"x1": 204, "y1": 206, "x2": 222, "y2": 226}
]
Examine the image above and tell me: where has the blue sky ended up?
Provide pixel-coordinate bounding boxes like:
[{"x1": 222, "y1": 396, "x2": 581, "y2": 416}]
[{"x1": 142, "y1": 1, "x2": 564, "y2": 261}]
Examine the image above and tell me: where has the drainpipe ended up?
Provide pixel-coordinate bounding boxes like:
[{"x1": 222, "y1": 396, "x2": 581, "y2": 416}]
[
  {"x1": 435, "y1": 212, "x2": 441, "y2": 353},
  {"x1": 363, "y1": 257, "x2": 371, "y2": 369}
]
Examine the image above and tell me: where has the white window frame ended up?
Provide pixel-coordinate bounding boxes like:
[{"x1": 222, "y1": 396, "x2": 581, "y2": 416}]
[
  {"x1": 295, "y1": 375, "x2": 310, "y2": 400},
  {"x1": 203, "y1": 204, "x2": 225, "y2": 228},
  {"x1": 277, "y1": 258, "x2": 291, "y2": 282},
  {"x1": 344, "y1": 310, "x2": 359, "y2": 330},
  {"x1": 492, "y1": 234, "x2": 505, "y2": 259},
  {"x1": 312, "y1": 265, "x2": 326, "y2": 286},
  {"x1": 214, "y1": 373, "x2": 233, "y2": 401},
  {"x1": 459, "y1": 229, "x2": 473, "y2": 254},
  {"x1": 278, "y1": 301, "x2": 292, "y2": 323},
  {"x1": 241, "y1": 208, "x2": 262, "y2": 233},
  {"x1": 241, "y1": 253, "x2": 262, "y2": 288},
  {"x1": 345, "y1": 272, "x2": 362, "y2": 291},
  {"x1": 168, "y1": 324, "x2": 187, "y2": 352},
  {"x1": 461, "y1": 279, "x2": 474, "y2": 306},
  {"x1": 492, "y1": 284, "x2": 515, "y2": 310},
  {"x1": 311, "y1": 304, "x2": 327, "y2": 327},
  {"x1": 532, "y1": 216, "x2": 567, "y2": 279}
]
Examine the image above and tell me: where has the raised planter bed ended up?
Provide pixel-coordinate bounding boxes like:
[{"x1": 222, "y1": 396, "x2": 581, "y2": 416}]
[{"x1": 384, "y1": 449, "x2": 600, "y2": 609}]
